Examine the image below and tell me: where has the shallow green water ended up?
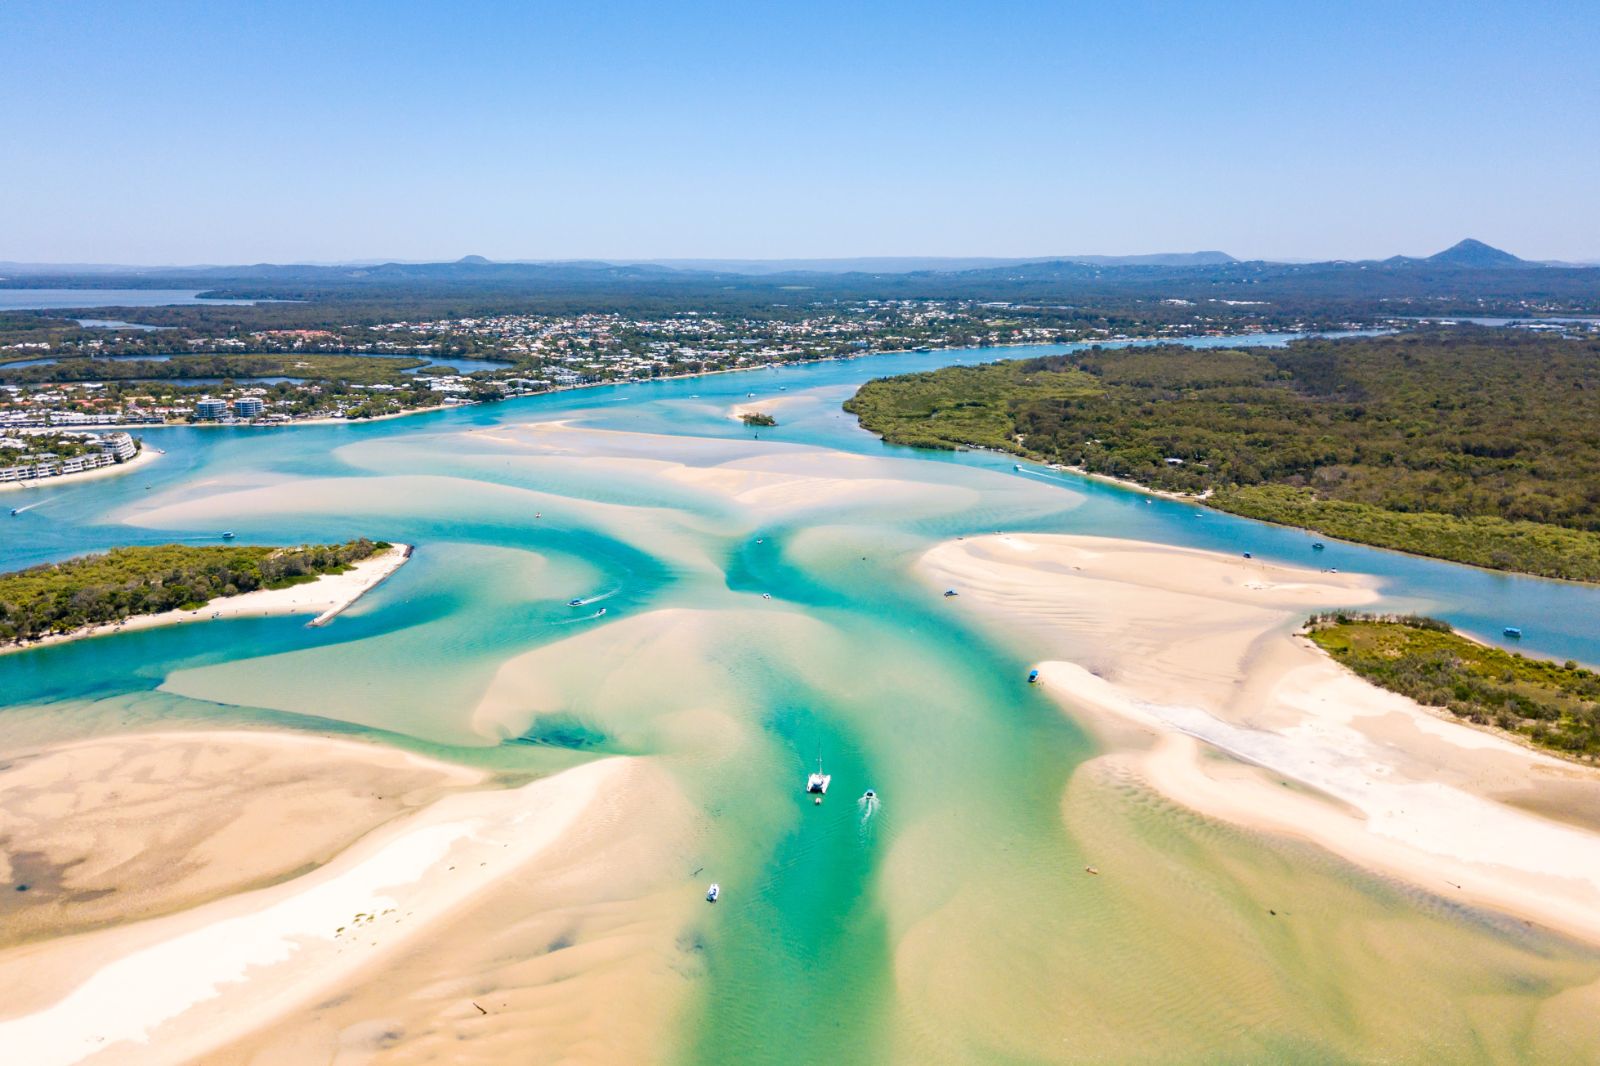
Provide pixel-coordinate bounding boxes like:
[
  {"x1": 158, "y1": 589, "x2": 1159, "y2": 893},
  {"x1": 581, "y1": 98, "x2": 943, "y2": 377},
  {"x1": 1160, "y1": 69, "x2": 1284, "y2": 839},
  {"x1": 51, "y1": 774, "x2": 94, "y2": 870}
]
[{"x1": 4, "y1": 337, "x2": 1600, "y2": 1062}]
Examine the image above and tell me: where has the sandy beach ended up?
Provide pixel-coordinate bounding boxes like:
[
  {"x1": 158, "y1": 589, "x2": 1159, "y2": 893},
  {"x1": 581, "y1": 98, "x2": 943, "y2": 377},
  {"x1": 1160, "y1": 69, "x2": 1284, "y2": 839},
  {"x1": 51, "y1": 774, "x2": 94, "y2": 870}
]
[
  {"x1": 0, "y1": 446, "x2": 160, "y2": 495},
  {"x1": 0, "y1": 753, "x2": 658, "y2": 1066},
  {"x1": 2, "y1": 542, "x2": 411, "y2": 656},
  {"x1": 921, "y1": 533, "x2": 1600, "y2": 946}
]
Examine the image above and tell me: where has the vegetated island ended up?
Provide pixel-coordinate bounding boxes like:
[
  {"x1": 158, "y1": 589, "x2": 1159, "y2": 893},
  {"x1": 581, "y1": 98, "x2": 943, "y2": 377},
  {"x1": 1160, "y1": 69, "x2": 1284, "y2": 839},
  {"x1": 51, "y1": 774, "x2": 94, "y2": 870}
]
[
  {"x1": 0, "y1": 539, "x2": 405, "y2": 649},
  {"x1": 1305, "y1": 612, "x2": 1600, "y2": 761},
  {"x1": 844, "y1": 330, "x2": 1600, "y2": 582},
  {"x1": 740, "y1": 411, "x2": 777, "y2": 427}
]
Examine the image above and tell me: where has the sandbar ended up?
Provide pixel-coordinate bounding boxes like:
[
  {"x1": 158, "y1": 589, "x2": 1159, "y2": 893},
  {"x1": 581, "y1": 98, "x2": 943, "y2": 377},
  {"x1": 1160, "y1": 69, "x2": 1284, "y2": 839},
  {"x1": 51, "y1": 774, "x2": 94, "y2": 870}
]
[{"x1": 921, "y1": 533, "x2": 1600, "y2": 946}]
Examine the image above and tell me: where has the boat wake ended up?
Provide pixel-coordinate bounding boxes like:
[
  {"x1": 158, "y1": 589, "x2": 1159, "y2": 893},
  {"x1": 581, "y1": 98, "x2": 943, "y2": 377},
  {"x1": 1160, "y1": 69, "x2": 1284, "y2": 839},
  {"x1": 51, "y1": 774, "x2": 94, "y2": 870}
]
[{"x1": 857, "y1": 790, "x2": 880, "y2": 841}]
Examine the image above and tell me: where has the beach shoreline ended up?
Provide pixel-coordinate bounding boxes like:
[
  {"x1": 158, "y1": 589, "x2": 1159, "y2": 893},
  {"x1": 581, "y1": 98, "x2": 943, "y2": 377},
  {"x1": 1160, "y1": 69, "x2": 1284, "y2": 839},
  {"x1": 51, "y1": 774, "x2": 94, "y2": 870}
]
[{"x1": 0, "y1": 542, "x2": 411, "y2": 656}]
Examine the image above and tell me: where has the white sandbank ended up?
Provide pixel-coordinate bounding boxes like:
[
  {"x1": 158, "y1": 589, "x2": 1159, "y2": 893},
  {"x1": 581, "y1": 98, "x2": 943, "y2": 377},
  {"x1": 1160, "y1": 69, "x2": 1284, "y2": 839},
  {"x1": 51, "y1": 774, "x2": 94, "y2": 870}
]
[
  {"x1": 0, "y1": 756, "x2": 627, "y2": 1066},
  {"x1": 2, "y1": 543, "x2": 410, "y2": 656},
  {"x1": 922, "y1": 533, "x2": 1600, "y2": 945}
]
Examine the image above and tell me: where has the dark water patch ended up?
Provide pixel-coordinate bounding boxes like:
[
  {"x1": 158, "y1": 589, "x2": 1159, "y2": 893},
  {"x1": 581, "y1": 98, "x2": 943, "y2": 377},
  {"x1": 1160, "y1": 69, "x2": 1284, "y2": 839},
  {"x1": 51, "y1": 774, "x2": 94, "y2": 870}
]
[{"x1": 508, "y1": 715, "x2": 614, "y2": 753}]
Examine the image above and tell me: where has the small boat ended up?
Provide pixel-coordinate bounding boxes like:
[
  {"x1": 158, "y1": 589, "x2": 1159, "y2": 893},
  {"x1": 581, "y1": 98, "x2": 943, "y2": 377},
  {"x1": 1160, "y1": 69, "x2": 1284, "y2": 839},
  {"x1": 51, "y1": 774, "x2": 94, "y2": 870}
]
[
  {"x1": 1014, "y1": 464, "x2": 1023, "y2": 472},
  {"x1": 943, "y1": 589, "x2": 958, "y2": 598},
  {"x1": 595, "y1": 607, "x2": 607, "y2": 616},
  {"x1": 8, "y1": 508, "x2": 18, "y2": 516},
  {"x1": 568, "y1": 598, "x2": 585, "y2": 607},
  {"x1": 1312, "y1": 542, "x2": 1325, "y2": 551},
  {"x1": 706, "y1": 883, "x2": 720, "y2": 903},
  {"x1": 221, "y1": 531, "x2": 236, "y2": 539},
  {"x1": 1027, "y1": 669, "x2": 1040, "y2": 684},
  {"x1": 761, "y1": 593, "x2": 772, "y2": 600},
  {"x1": 1503, "y1": 626, "x2": 1523, "y2": 639},
  {"x1": 1242, "y1": 552, "x2": 1252, "y2": 559},
  {"x1": 863, "y1": 789, "x2": 876, "y2": 800}
]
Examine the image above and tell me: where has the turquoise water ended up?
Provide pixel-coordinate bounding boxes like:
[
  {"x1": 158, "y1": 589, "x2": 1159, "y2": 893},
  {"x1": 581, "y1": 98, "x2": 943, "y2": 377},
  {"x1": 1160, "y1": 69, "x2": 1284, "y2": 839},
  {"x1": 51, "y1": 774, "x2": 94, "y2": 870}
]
[{"x1": 4, "y1": 336, "x2": 1600, "y2": 1061}]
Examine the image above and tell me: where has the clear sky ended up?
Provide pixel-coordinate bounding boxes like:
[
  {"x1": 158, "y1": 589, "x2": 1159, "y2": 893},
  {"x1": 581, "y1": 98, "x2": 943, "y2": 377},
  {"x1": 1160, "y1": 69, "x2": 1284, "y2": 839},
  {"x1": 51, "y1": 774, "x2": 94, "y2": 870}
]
[{"x1": 3, "y1": 0, "x2": 1597, "y2": 265}]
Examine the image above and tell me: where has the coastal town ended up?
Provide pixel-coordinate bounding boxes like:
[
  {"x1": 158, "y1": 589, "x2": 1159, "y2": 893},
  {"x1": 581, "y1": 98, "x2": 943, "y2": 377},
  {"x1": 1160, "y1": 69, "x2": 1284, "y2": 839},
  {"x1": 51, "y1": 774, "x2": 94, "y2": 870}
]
[
  {"x1": 0, "y1": 299, "x2": 1333, "y2": 429},
  {"x1": 0, "y1": 428, "x2": 140, "y2": 487}
]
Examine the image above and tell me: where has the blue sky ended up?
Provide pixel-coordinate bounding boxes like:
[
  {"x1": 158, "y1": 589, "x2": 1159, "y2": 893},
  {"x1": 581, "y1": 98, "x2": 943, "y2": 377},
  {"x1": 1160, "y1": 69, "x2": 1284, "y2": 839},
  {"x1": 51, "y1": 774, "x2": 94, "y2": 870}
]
[{"x1": 3, "y1": 1, "x2": 1596, "y2": 264}]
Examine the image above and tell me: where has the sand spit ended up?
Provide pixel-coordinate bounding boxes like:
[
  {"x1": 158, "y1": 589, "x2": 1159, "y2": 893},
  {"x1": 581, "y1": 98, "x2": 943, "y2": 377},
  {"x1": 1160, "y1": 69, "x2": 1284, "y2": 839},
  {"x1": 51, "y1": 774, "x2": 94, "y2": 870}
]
[
  {"x1": 921, "y1": 533, "x2": 1600, "y2": 945},
  {"x1": 2, "y1": 544, "x2": 410, "y2": 656},
  {"x1": 0, "y1": 757, "x2": 628, "y2": 1066}
]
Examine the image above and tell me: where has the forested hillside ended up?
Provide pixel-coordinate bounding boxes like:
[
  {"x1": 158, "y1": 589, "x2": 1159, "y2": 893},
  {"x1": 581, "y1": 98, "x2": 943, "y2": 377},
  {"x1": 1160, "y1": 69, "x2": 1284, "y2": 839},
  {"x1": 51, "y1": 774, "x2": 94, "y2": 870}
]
[{"x1": 845, "y1": 330, "x2": 1600, "y2": 580}]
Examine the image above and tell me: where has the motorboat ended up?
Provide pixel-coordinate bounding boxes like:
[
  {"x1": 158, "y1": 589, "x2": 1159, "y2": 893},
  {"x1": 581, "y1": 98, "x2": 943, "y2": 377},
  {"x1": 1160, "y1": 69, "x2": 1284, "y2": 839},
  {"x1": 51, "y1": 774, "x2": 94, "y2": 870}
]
[
  {"x1": 1027, "y1": 669, "x2": 1040, "y2": 684},
  {"x1": 706, "y1": 883, "x2": 720, "y2": 903},
  {"x1": 863, "y1": 789, "x2": 876, "y2": 800},
  {"x1": 8, "y1": 508, "x2": 18, "y2": 516},
  {"x1": 568, "y1": 598, "x2": 585, "y2": 607},
  {"x1": 1312, "y1": 542, "x2": 1326, "y2": 551},
  {"x1": 220, "y1": 531, "x2": 236, "y2": 539},
  {"x1": 943, "y1": 589, "x2": 958, "y2": 598},
  {"x1": 595, "y1": 607, "x2": 607, "y2": 616},
  {"x1": 1242, "y1": 552, "x2": 1252, "y2": 559},
  {"x1": 1503, "y1": 626, "x2": 1524, "y2": 639}
]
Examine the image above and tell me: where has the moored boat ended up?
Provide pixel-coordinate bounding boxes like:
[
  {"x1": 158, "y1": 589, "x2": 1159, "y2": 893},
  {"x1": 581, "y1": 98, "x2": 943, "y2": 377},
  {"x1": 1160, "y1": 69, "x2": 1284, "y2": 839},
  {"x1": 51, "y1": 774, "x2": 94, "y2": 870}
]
[
  {"x1": 1027, "y1": 668, "x2": 1040, "y2": 684},
  {"x1": 1504, "y1": 626, "x2": 1523, "y2": 638},
  {"x1": 806, "y1": 760, "x2": 831, "y2": 800}
]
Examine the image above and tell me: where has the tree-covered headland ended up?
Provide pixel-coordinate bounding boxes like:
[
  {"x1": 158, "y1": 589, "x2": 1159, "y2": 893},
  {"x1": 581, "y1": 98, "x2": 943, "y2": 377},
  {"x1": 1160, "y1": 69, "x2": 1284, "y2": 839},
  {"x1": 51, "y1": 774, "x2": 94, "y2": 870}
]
[
  {"x1": 0, "y1": 539, "x2": 388, "y2": 644},
  {"x1": 844, "y1": 330, "x2": 1600, "y2": 581}
]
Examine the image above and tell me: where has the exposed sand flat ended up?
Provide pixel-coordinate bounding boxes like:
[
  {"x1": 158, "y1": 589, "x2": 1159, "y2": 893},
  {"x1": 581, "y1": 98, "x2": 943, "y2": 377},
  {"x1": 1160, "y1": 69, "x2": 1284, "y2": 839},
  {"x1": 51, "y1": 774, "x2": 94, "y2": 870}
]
[
  {"x1": 2, "y1": 543, "x2": 410, "y2": 656},
  {"x1": 338, "y1": 419, "x2": 1064, "y2": 529},
  {"x1": 205, "y1": 757, "x2": 706, "y2": 1066},
  {"x1": 0, "y1": 757, "x2": 630, "y2": 1066},
  {"x1": 921, "y1": 533, "x2": 1600, "y2": 945},
  {"x1": 727, "y1": 392, "x2": 812, "y2": 423},
  {"x1": 0, "y1": 730, "x2": 483, "y2": 948}
]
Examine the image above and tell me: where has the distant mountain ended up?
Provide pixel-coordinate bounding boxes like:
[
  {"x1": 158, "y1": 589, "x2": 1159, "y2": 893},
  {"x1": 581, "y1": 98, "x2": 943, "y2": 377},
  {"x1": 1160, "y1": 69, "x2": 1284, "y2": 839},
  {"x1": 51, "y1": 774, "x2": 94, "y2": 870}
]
[
  {"x1": 1426, "y1": 239, "x2": 1528, "y2": 268},
  {"x1": 618, "y1": 253, "x2": 1238, "y2": 275},
  {"x1": 1381, "y1": 239, "x2": 1533, "y2": 270}
]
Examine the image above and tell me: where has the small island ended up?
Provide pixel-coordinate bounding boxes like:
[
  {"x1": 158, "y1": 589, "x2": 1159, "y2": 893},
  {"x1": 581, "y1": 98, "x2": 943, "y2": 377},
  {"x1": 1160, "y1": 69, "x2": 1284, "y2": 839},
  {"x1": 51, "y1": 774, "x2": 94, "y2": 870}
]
[
  {"x1": 0, "y1": 539, "x2": 408, "y2": 649},
  {"x1": 1306, "y1": 612, "x2": 1600, "y2": 760},
  {"x1": 740, "y1": 411, "x2": 777, "y2": 427}
]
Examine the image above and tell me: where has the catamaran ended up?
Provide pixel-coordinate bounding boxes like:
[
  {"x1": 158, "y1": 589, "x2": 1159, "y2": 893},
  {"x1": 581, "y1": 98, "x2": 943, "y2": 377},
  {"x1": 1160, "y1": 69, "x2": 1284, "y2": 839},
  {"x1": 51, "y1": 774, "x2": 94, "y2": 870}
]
[{"x1": 806, "y1": 760, "x2": 831, "y2": 801}]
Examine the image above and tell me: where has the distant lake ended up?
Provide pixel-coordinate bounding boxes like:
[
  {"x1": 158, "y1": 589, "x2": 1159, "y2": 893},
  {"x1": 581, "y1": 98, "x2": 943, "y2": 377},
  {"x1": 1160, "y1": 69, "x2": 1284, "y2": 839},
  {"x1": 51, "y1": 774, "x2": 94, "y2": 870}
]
[{"x1": 0, "y1": 289, "x2": 265, "y2": 310}]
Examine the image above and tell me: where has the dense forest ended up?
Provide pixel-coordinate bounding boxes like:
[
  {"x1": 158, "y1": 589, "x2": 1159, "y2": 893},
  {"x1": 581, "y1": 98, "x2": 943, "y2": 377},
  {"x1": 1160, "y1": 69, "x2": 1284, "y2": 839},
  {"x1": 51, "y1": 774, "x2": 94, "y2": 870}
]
[
  {"x1": 1306, "y1": 613, "x2": 1600, "y2": 759},
  {"x1": 0, "y1": 539, "x2": 386, "y2": 644},
  {"x1": 845, "y1": 330, "x2": 1600, "y2": 580}
]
